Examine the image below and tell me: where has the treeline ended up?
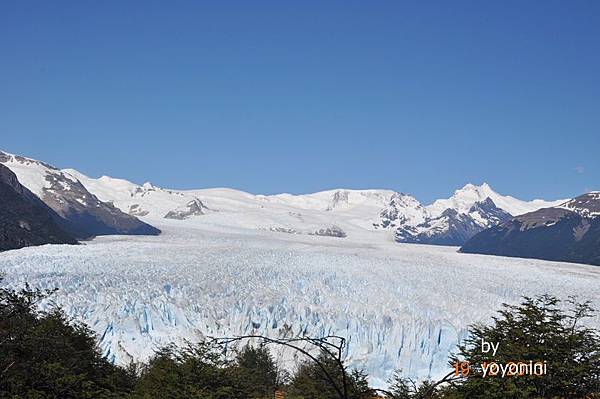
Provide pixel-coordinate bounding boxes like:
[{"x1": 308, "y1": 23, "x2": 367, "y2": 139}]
[{"x1": 1, "y1": 280, "x2": 599, "y2": 398}]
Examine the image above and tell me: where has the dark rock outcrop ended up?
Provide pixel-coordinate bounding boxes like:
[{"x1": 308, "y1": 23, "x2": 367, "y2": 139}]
[
  {"x1": 312, "y1": 225, "x2": 347, "y2": 238},
  {"x1": 164, "y1": 198, "x2": 207, "y2": 220}
]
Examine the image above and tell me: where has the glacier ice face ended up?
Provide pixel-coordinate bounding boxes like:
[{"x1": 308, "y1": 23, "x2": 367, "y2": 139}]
[{"x1": 1, "y1": 223, "x2": 599, "y2": 388}]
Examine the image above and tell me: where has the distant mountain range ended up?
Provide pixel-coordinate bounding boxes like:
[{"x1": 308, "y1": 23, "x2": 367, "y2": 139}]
[
  {"x1": 66, "y1": 169, "x2": 561, "y2": 242},
  {"x1": 4, "y1": 150, "x2": 597, "y2": 266}
]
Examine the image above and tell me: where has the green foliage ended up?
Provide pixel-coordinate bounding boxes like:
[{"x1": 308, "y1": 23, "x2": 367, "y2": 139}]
[
  {"x1": 286, "y1": 351, "x2": 374, "y2": 399},
  {"x1": 0, "y1": 281, "x2": 135, "y2": 399},
  {"x1": 386, "y1": 296, "x2": 600, "y2": 399},
  {"x1": 131, "y1": 342, "x2": 283, "y2": 399},
  {"x1": 386, "y1": 371, "x2": 443, "y2": 399},
  {"x1": 447, "y1": 295, "x2": 600, "y2": 399},
  {"x1": 231, "y1": 344, "x2": 281, "y2": 398},
  {"x1": 131, "y1": 342, "x2": 235, "y2": 399}
]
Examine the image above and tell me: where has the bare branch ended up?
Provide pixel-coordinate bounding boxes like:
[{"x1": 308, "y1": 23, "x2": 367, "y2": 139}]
[{"x1": 211, "y1": 334, "x2": 350, "y2": 399}]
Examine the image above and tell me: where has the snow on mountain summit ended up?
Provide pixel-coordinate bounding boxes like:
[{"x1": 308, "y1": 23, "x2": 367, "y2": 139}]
[
  {"x1": 0, "y1": 150, "x2": 565, "y2": 246},
  {"x1": 259, "y1": 188, "x2": 396, "y2": 211},
  {"x1": 63, "y1": 164, "x2": 564, "y2": 245},
  {"x1": 0, "y1": 152, "x2": 159, "y2": 237},
  {"x1": 65, "y1": 170, "x2": 403, "y2": 237},
  {"x1": 375, "y1": 192, "x2": 428, "y2": 229},
  {"x1": 427, "y1": 183, "x2": 564, "y2": 217},
  {"x1": 385, "y1": 183, "x2": 565, "y2": 246}
]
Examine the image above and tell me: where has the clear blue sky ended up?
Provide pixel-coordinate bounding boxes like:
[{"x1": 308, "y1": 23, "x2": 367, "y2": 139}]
[{"x1": 1, "y1": 1, "x2": 598, "y2": 203}]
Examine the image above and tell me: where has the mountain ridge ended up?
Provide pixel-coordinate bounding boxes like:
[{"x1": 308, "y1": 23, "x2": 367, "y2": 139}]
[
  {"x1": 1, "y1": 150, "x2": 566, "y2": 247},
  {"x1": 460, "y1": 192, "x2": 600, "y2": 266},
  {"x1": 0, "y1": 151, "x2": 160, "y2": 238},
  {"x1": 0, "y1": 164, "x2": 77, "y2": 251}
]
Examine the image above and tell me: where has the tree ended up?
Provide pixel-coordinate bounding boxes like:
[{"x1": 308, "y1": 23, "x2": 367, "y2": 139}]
[
  {"x1": 286, "y1": 351, "x2": 373, "y2": 399},
  {"x1": 452, "y1": 296, "x2": 600, "y2": 398},
  {"x1": 0, "y1": 279, "x2": 135, "y2": 398},
  {"x1": 230, "y1": 344, "x2": 281, "y2": 399},
  {"x1": 385, "y1": 296, "x2": 600, "y2": 398},
  {"x1": 385, "y1": 370, "x2": 458, "y2": 399},
  {"x1": 444, "y1": 296, "x2": 599, "y2": 398},
  {"x1": 132, "y1": 342, "x2": 235, "y2": 399}
]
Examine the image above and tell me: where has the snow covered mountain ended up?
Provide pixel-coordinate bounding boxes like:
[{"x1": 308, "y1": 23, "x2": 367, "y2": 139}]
[
  {"x1": 427, "y1": 182, "x2": 561, "y2": 217},
  {"x1": 559, "y1": 191, "x2": 600, "y2": 217},
  {"x1": 376, "y1": 184, "x2": 563, "y2": 246},
  {"x1": 67, "y1": 168, "x2": 562, "y2": 246},
  {"x1": 0, "y1": 151, "x2": 160, "y2": 238},
  {"x1": 62, "y1": 170, "x2": 401, "y2": 238},
  {"x1": 374, "y1": 193, "x2": 428, "y2": 229},
  {"x1": 394, "y1": 199, "x2": 513, "y2": 246},
  {"x1": 1, "y1": 151, "x2": 563, "y2": 247},
  {"x1": 0, "y1": 164, "x2": 77, "y2": 251}
]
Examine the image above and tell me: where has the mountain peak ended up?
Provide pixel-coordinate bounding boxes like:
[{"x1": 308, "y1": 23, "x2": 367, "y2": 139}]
[
  {"x1": 456, "y1": 182, "x2": 495, "y2": 195},
  {"x1": 428, "y1": 183, "x2": 499, "y2": 217},
  {"x1": 428, "y1": 183, "x2": 563, "y2": 218}
]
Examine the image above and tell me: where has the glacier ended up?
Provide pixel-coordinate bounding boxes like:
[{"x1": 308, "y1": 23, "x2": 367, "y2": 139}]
[{"x1": 1, "y1": 222, "x2": 599, "y2": 387}]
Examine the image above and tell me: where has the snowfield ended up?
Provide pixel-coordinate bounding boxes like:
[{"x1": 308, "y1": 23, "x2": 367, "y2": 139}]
[{"x1": 1, "y1": 221, "x2": 599, "y2": 387}]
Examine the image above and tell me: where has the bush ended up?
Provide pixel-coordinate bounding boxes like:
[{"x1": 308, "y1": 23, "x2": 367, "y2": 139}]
[
  {"x1": 451, "y1": 295, "x2": 600, "y2": 398},
  {"x1": 0, "y1": 281, "x2": 135, "y2": 399},
  {"x1": 286, "y1": 351, "x2": 373, "y2": 399}
]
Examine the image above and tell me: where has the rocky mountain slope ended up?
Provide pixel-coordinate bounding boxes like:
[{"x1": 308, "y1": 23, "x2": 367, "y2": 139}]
[
  {"x1": 377, "y1": 184, "x2": 562, "y2": 246},
  {"x1": 0, "y1": 164, "x2": 77, "y2": 251},
  {"x1": 460, "y1": 192, "x2": 600, "y2": 266},
  {"x1": 394, "y1": 198, "x2": 512, "y2": 246},
  {"x1": 0, "y1": 152, "x2": 160, "y2": 238}
]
